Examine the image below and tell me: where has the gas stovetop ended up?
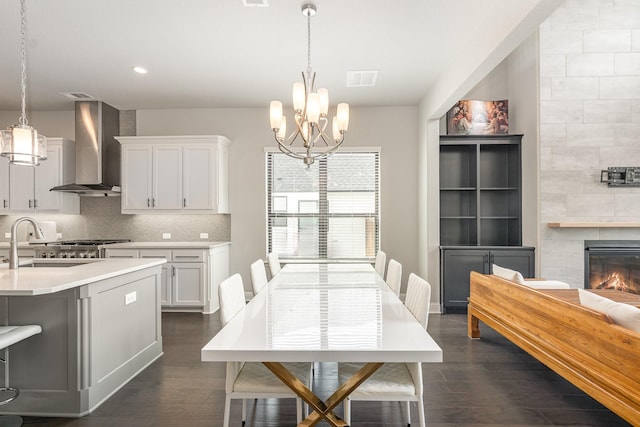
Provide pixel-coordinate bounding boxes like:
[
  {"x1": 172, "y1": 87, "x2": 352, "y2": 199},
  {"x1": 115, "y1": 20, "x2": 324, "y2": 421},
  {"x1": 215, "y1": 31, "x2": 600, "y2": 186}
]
[{"x1": 34, "y1": 239, "x2": 130, "y2": 258}]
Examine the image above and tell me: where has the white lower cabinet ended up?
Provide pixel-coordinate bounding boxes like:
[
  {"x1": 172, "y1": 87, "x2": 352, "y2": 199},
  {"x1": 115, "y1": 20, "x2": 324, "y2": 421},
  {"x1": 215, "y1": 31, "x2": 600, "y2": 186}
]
[
  {"x1": 171, "y1": 262, "x2": 205, "y2": 306},
  {"x1": 104, "y1": 243, "x2": 229, "y2": 313}
]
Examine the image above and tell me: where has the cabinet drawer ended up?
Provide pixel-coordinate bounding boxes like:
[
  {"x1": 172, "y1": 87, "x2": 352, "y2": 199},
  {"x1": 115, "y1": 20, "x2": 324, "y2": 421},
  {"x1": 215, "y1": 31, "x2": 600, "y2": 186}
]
[
  {"x1": 171, "y1": 249, "x2": 205, "y2": 263},
  {"x1": 139, "y1": 249, "x2": 172, "y2": 260},
  {"x1": 105, "y1": 249, "x2": 139, "y2": 258}
]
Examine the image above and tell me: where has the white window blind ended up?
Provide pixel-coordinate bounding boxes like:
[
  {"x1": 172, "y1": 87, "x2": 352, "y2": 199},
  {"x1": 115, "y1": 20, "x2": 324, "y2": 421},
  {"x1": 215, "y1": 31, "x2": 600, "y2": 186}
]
[{"x1": 266, "y1": 151, "x2": 380, "y2": 261}]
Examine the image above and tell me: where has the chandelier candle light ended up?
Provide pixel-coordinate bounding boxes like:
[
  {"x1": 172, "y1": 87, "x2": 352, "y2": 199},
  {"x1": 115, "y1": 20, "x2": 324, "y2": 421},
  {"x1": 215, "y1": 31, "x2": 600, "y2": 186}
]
[
  {"x1": 269, "y1": 3, "x2": 349, "y2": 166},
  {"x1": 0, "y1": 0, "x2": 46, "y2": 166}
]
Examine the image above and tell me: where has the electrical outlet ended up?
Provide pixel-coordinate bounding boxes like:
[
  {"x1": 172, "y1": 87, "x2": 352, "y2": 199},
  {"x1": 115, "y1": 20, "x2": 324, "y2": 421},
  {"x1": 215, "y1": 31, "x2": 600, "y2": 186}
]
[
  {"x1": 125, "y1": 291, "x2": 137, "y2": 305},
  {"x1": 200, "y1": 233, "x2": 209, "y2": 239},
  {"x1": 162, "y1": 233, "x2": 171, "y2": 239},
  {"x1": 4, "y1": 232, "x2": 10, "y2": 239}
]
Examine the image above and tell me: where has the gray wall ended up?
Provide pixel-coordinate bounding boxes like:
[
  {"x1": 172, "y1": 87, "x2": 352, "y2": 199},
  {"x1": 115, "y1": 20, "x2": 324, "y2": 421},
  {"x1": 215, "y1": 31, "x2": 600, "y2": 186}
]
[
  {"x1": 136, "y1": 106, "x2": 419, "y2": 293},
  {"x1": 1, "y1": 106, "x2": 420, "y2": 295},
  {"x1": 424, "y1": 32, "x2": 541, "y2": 300},
  {"x1": 538, "y1": 2, "x2": 640, "y2": 285},
  {"x1": 460, "y1": 32, "x2": 540, "y2": 252}
]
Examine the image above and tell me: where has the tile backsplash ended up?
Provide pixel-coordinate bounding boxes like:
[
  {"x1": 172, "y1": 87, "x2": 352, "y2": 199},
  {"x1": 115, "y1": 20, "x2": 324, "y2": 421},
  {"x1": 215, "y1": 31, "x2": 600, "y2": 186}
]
[{"x1": 0, "y1": 197, "x2": 230, "y2": 242}]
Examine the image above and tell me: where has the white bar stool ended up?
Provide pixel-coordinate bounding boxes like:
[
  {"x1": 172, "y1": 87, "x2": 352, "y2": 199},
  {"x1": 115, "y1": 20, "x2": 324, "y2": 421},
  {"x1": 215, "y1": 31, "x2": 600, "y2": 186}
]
[{"x1": 0, "y1": 325, "x2": 42, "y2": 427}]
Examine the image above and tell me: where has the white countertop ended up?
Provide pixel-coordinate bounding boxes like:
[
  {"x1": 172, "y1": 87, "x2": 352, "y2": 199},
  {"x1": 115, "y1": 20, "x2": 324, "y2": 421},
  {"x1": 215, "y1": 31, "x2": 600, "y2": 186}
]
[
  {"x1": 0, "y1": 258, "x2": 166, "y2": 296},
  {"x1": 105, "y1": 241, "x2": 230, "y2": 249}
]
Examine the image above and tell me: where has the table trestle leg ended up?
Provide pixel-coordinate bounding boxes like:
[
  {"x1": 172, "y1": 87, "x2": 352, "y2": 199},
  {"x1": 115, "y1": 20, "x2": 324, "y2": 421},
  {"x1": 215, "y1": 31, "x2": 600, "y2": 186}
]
[{"x1": 262, "y1": 361, "x2": 384, "y2": 427}]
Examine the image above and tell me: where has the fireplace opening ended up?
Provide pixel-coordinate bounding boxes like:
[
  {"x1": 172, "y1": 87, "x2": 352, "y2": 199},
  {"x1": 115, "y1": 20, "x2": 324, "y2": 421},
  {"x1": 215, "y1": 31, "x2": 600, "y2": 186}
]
[{"x1": 584, "y1": 240, "x2": 640, "y2": 295}]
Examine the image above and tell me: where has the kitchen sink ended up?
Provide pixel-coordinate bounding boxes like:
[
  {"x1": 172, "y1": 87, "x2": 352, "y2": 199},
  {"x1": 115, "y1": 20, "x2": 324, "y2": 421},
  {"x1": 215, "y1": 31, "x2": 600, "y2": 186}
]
[{"x1": 25, "y1": 260, "x2": 103, "y2": 268}]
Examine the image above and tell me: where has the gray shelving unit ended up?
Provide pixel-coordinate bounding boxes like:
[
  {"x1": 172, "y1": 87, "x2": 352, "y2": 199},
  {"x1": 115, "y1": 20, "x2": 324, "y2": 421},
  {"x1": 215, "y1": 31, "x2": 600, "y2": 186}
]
[
  {"x1": 440, "y1": 134, "x2": 522, "y2": 246},
  {"x1": 439, "y1": 134, "x2": 534, "y2": 313}
]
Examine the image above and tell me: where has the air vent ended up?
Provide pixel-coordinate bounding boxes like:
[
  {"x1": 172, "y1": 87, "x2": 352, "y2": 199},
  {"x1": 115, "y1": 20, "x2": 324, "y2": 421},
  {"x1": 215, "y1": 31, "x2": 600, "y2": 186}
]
[
  {"x1": 242, "y1": 0, "x2": 268, "y2": 6},
  {"x1": 346, "y1": 70, "x2": 379, "y2": 87},
  {"x1": 60, "y1": 92, "x2": 95, "y2": 101}
]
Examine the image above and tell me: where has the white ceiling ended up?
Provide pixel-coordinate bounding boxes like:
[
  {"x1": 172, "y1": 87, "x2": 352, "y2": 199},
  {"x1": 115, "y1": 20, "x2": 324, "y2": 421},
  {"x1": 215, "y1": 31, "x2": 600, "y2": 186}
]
[{"x1": 0, "y1": 0, "x2": 560, "y2": 113}]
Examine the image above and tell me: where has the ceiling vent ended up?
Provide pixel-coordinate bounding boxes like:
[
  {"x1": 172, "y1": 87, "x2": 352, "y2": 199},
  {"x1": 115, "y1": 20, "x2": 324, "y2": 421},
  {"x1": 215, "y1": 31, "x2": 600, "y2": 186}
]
[
  {"x1": 60, "y1": 92, "x2": 95, "y2": 101},
  {"x1": 346, "y1": 70, "x2": 379, "y2": 87},
  {"x1": 242, "y1": 0, "x2": 268, "y2": 6}
]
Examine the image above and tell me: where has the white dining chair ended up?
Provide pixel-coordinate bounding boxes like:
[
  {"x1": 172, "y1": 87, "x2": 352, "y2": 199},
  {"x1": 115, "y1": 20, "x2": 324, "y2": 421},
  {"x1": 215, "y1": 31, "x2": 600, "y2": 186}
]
[
  {"x1": 385, "y1": 258, "x2": 402, "y2": 297},
  {"x1": 250, "y1": 259, "x2": 268, "y2": 296},
  {"x1": 374, "y1": 250, "x2": 387, "y2": 277},
  {"x1": 339, "y1": 273, "x2": 432, "y2": 427},
  {"x1": 218, "y1": 273, "x2": 311, "y2": 427},
  {"x1": 267, "y1": 252, "x2": 281, "y2": 278}
]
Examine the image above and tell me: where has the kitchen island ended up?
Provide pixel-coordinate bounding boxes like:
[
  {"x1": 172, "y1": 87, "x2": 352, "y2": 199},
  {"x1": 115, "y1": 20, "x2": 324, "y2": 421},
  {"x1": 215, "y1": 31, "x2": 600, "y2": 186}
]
[{"x1": 0, "y1": 258, "x2": 165, "y2": 417}]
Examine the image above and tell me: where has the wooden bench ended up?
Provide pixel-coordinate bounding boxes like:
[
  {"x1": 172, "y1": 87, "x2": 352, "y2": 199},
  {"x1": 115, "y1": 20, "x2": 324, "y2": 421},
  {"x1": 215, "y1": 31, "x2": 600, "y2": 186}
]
[{"x1": 468, "y1": 271, "x2": 640, "y2": 426}]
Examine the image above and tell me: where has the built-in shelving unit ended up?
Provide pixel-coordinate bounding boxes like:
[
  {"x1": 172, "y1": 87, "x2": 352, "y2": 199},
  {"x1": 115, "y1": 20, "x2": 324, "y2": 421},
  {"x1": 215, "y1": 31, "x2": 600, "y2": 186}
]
[
  {"x1": 439, "y1": 134, "x2": 533, "y2": 314},
  {"x1": 440, "y1": 134, "x2": 522, "y2": 246}
]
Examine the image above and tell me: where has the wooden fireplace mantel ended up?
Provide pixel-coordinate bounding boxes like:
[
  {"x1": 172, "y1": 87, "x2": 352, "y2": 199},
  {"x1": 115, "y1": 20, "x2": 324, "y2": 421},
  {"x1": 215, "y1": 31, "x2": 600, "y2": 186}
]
[{"x1": 548, "y1": 222, "x2": 640, "y2": 228}]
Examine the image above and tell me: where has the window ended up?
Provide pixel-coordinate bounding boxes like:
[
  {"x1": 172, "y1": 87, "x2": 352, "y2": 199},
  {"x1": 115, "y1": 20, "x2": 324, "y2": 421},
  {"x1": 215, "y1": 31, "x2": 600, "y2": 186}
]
[{"x1": 266, "y1": 150, "x2": 380, "y2": 261}]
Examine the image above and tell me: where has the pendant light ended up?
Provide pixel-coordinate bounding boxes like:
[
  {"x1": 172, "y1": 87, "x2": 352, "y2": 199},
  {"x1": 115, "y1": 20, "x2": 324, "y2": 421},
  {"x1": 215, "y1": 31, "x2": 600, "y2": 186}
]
[{"x1": 0, "y1": 0, "x2": 46, "y2": 166}]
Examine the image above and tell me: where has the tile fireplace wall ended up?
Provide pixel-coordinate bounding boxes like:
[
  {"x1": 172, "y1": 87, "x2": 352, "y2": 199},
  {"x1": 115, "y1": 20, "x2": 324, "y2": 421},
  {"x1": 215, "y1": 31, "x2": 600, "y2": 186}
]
[{"x1": 539, "y1": 1, "x2": 640, "y2": 286}]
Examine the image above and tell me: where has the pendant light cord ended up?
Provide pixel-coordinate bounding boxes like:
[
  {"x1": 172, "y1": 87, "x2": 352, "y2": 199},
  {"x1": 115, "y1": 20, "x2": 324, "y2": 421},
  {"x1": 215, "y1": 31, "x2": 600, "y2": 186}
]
[
  {"x1": 19, "y1": 0, "x2": 28, "y2": 127},
  {"x1": 306, "y1": 8, "x2": 312, "y2": 76}
]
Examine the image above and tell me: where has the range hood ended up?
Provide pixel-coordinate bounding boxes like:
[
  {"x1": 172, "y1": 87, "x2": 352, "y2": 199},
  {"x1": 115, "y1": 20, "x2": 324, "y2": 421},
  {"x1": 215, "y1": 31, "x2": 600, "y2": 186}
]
[{"x1": 50, "y1": 101, "x2": 121, "y2": 196}]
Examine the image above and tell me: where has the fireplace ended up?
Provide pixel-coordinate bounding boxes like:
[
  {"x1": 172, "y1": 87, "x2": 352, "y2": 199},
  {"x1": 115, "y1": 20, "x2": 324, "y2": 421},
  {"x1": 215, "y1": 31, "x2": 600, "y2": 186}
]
[{"x1": 584, "y1": 240, "x2": 640, "y2": 294}]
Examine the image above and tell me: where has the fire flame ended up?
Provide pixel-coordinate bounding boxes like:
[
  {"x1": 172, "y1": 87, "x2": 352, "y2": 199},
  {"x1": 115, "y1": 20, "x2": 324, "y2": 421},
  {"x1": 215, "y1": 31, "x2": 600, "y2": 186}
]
[{"x1": 595, "y1": 272, "x2": 628, "y2": 292}]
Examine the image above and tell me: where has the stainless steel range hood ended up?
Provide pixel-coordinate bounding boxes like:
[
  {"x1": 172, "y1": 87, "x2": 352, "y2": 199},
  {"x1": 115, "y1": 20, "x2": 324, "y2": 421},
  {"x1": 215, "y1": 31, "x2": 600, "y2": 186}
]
[{"x1": 50, "y1": 101, "x2": 121, "y2": 196}]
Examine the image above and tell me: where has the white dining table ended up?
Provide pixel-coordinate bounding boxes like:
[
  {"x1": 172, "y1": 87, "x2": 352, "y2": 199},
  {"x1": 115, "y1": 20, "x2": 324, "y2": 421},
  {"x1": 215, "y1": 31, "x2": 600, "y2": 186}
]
[{"x1": 201, "y1": 263, "x2": 443, "y2": 427}]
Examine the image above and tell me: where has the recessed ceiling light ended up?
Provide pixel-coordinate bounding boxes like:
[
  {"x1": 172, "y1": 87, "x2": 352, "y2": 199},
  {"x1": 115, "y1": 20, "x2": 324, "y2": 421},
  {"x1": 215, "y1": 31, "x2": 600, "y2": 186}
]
[{"x1": 133, "y1": 66, "x2": 148, "y2": 74}]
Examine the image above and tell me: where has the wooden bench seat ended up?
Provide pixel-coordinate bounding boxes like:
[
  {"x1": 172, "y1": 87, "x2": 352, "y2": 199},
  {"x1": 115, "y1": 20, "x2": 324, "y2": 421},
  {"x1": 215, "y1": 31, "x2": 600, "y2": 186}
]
[{"x1": 468, "y1": 271, "x2": 640, "y2": 426}]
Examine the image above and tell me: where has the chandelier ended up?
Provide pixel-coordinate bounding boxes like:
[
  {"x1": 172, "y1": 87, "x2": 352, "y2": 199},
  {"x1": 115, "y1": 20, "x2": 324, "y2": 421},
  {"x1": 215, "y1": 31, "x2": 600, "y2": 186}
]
[
  {"x1": 0, "y1": 0, "x2": 46, "y2": 167},
  {"x1": 269, "y1": 3, "x2": 349, "y2": 166}
]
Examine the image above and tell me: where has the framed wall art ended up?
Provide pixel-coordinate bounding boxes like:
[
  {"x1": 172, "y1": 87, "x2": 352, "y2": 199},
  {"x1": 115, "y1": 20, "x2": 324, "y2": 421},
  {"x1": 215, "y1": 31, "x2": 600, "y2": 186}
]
[{"x1": 446, "y1": 100, "x2": 509, "y2": 135}]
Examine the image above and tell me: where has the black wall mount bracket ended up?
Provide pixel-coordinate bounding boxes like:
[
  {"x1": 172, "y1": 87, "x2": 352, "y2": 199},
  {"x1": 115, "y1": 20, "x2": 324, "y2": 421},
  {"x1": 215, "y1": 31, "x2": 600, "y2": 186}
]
[{"x1": 601, "y1": 167, "x2": 640, "y2": 187}]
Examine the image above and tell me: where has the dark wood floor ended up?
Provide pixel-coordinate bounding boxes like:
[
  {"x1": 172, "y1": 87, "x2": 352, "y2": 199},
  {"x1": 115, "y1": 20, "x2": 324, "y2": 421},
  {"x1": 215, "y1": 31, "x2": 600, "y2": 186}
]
[{"x1": 21, "y1": 312, "x2": 631, "y2": 426}]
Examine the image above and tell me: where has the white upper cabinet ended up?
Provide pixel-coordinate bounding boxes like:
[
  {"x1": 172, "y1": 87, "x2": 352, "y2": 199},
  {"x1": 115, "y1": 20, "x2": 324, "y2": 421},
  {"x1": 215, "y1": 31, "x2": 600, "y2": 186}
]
[
  {"x1": 0, "y1": 158, "x2": 8, "y2": 213},
  {"x1": 116, "y1": 135, "x2": 230, "y2": 214},
  {"x1": 120, "y1": 145, "x2": 153, "y2": 211},
  {"x1": 183, "y1": 145, "x2": 215, "y2": 210},
  {"x1": 5, "y1": 138, "x2": 79, "y2": 214},
  {"x1": 154, "y1": 145, "x2": 183, "y2": 210}
]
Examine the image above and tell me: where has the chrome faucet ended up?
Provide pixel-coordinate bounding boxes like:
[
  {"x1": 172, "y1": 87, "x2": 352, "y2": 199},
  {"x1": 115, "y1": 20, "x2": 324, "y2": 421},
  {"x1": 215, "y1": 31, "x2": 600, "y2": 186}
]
[{"x1": 9, "y1": 217, "x2": 44, "y2": 269}]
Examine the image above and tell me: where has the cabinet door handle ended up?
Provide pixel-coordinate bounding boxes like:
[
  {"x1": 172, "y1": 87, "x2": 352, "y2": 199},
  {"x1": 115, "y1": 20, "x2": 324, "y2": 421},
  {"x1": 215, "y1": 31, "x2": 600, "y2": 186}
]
[
  {"x1": 183, "y1": 198, "x2": 186, "y2": 208},
  {"x1": 33, "y1": 199, "x2": 37, "y2": 208},
  {"x1": 147, "y1": 198, "x2": 150, "y2": 207},
  {"x1": 152, "y1": 198, "x2": 156, "y2": 207},
  {"x1": 172, "y1": 266, "x2": 176, "y2": 277},
  {"x1": 3, "y1": 200, "x2": 6, "y2": 208},
  {"x1": 174, "y1": 255, "x2": 199, "y2": 259}
]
